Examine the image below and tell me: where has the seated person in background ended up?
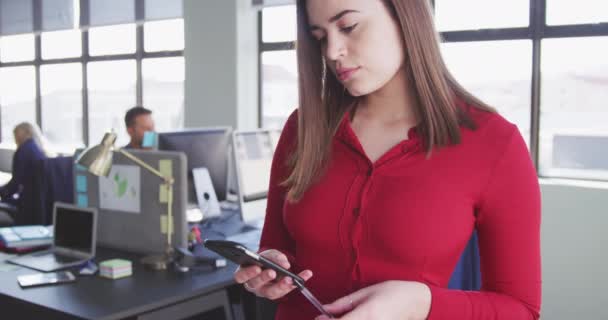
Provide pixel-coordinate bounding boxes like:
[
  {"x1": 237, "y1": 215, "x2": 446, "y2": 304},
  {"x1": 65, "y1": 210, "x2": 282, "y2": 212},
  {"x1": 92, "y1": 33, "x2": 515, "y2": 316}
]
[
  {"x1": 124, "y1": 106, "x2": 156, "y2": 149},
  {"x1": 0, "y1": 122, "x2": 49, "y2": 207}
]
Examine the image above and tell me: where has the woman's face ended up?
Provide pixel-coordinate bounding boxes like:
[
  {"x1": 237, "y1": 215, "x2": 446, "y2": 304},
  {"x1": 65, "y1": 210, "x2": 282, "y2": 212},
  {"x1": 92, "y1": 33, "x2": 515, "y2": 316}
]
[{"x1": 307, "y1": 0, "x2": 405, "y2": 97}]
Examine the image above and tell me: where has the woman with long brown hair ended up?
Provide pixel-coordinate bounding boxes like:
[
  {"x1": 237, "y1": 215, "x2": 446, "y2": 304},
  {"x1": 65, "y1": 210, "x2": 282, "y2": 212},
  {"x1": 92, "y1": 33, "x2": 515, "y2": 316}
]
[{"x1": 235, "y1": 0, "x2": 541, "y2": 319}]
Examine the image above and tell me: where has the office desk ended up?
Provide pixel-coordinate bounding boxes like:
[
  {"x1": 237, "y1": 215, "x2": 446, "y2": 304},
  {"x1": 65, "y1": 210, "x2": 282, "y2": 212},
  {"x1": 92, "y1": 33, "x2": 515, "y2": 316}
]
[{"x1": 0, "y1": 246, "x2": 246, "y2": 320}]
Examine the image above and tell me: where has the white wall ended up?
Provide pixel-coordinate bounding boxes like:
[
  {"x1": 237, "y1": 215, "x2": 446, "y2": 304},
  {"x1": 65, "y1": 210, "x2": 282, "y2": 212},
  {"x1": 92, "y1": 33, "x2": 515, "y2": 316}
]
[
  {"x1": 183, "y1": 0, "x2": 259, "y2": 130},
  {"x1": 540, "y1": 179, "x2": 608, "y2": 319}
]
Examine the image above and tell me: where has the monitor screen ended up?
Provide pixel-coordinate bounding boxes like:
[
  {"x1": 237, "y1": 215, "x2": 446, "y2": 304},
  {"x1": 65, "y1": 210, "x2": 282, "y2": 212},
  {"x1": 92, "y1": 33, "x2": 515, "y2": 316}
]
[
  {"x1": 54, "y1": 206, "x2": 94, "y2": 253},
  {"x1": 233, "y1": 130, "x2": 278, "y2": 201},
  {"x1": 158, "y1": 128, "x2": 232, "y2": 202}
]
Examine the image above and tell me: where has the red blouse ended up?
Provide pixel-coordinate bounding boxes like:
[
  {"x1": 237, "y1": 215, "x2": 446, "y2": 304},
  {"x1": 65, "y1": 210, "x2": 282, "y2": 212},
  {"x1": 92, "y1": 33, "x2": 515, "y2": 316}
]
[{"x1": 259, "y1": 104, "x2": 541, "y2": 320}]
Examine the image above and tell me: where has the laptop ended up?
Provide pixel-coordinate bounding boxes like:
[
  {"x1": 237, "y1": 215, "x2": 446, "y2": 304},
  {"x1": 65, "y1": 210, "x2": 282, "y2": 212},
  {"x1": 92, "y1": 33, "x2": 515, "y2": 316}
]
[{"x1": 9, "y1": 202, "x2": 97, "y2": 272}]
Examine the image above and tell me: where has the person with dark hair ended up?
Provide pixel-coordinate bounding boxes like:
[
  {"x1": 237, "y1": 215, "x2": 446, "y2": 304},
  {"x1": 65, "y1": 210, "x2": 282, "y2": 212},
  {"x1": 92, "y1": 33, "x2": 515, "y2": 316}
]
[
  {"x1": 124, "y1": 106, "x2": 155, "y2": 149},
  {"x1": 234, "y1": 1, "x2": 541, "y2": 320}
]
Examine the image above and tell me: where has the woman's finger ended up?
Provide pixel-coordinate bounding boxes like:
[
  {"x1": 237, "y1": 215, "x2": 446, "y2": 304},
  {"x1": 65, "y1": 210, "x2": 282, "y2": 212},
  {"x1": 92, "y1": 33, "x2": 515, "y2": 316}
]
[
  {"x1": 246, "y1": 268, "x2": 277, "y2": 290},
  {"x1": 260, "y1": 250, "x2": 291, "y2": 269},
  {"x1": 233, "y1": 265, "x2": 261, "y2": 284}
]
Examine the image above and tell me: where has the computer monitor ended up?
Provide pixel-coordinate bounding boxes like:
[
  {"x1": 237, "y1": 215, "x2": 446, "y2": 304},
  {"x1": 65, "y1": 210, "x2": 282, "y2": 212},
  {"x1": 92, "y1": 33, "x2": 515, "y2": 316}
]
[
  {"x1": 230, "y1": 129, "x2": 281, "y2": 224},
  {"x1": 158, "y1": 128, "x2": 232, "y2": 204},
  {"x1": 73, "y1": 149, "x2": 188, "y2": 254}
]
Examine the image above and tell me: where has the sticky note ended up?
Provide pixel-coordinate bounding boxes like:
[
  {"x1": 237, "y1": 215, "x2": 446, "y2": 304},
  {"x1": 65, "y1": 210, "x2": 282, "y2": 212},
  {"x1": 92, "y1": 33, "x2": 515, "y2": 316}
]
[
  {"x1": 159, "y1": 185, "x2": 168, "y2": 203},
  {"x1": 142, "y1": 131, "x2": 157, "y2": 148},
  {"x1": 160, "y1": 215, "x2": 173, "y2": 235},
  {"x1": 76, "y1": 175, "x2": 87, "y2": 193},
  {"x1": 77, "y1": 194, "x2": 89, "y2": 208},
  {"x1": 159, "y1": 160, "x2": 172, "y2": 177}
]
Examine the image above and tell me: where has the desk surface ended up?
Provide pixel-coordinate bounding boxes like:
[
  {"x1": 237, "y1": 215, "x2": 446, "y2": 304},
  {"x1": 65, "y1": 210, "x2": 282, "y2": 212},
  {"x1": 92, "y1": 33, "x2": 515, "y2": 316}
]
[{"x1": 0, "y1": 247, "x2": 239, "y2": 320}]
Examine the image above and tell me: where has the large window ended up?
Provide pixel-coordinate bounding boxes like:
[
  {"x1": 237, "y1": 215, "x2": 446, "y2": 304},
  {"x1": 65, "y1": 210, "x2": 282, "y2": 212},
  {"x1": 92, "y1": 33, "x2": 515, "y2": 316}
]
[
  {"x1": 88, "y1": 60, "x2": 137, "y2": 147},
  {"x1": 539, "y1": 37, "x2": 608, "y2": 180},
  {"x1": 0, "y1": 34, "x2": 35, "y2": 63},
  {"x1": 0, "y1": 2, "x2": 184, "y2": 150},
  {"x1": 0, "y1": 66, "x2": 36, "y2": 147},
  {"x1": 435, "y1": 0, "x2": 529, "y2": 31},
  {"x1": 261, "y1": 50, "x2": 298, "y2": 129},
  {"x1": 259, "y1": 1, "x2": 608, "y2": 182},
  {"x1": 142, "y1": 57, "x2": 185, "y2": 132},
  {"x1": 441, "y1": 40, "x2": 533, "y2": 145},
  {"x1": 41, "y1": 63, "x2": 83, "y2": 148}
]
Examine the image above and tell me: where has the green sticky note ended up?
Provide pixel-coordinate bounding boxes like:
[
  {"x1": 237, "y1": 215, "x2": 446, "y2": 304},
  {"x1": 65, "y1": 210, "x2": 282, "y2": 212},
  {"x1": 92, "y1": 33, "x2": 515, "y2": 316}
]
[
  {"x1": 159, "y1": 185, "x2": 168, "y2": 203},
  {"x1": 160, "y1": 215, "x2": 173, "y2": 235},
  {"x1": 159, "y1": 160, "x2": 172, "y2": 177},
  {"x1": 100, "y1": 259, "x2": 131, "y2": 268}
]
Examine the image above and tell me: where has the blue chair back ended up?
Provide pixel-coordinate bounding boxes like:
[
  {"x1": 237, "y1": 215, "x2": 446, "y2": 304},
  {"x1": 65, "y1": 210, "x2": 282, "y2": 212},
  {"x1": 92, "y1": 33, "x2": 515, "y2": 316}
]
[
  {"x1": 448, "y1": 231, "x2": 481, "y2": 291},
  {"x1": 37, "y1": 156, "x2": 74, "y2": 225}
]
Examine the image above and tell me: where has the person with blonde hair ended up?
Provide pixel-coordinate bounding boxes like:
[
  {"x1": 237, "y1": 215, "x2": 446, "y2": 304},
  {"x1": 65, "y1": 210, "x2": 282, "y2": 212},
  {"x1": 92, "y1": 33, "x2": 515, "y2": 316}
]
[
  {"x1": 0, "y1": 122, "x2": 48, "y2": 208},
  {"x1": 234, "y1": 1, "x2": 541, "y2": 319}
]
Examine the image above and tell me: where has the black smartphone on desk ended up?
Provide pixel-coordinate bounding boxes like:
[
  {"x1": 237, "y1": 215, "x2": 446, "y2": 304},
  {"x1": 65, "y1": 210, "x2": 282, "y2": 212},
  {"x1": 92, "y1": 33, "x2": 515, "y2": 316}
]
[
  {"x1": 17, "y1": 271, "x2": 76, "y2": 288},
  {"x1": 203, "y1": 240, "x2": 333, "y2": 318}
]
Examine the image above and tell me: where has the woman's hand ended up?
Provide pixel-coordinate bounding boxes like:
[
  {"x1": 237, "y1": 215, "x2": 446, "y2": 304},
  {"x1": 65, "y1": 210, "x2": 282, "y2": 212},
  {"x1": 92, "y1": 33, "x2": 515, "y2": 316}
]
[
  {"x1": 233, "y1": 249, "x2": 313, "y2": 300},
  {"x1": 316, "y1": 281, "x2": 431, "y2": 320}
]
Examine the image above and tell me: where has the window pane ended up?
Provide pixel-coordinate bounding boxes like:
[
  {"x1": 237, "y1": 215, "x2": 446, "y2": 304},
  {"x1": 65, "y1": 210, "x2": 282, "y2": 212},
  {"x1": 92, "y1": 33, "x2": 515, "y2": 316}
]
[
  {"x1": 0, "y1": 34, "x2": 35, "y2": 62},
  {"x1": 262, "y1": 5, "x2": 296, "y2": 43},
  {"x1": 42, "y1": 29, "x2": 82, "y2": 59},
  {"x1": 441, "y1": 40, "x2": 532, "y2": 145},
  {"x1": 142, "y1": 57, "x2": 184, "y2": 131},
  {"x1": 89, "y1": 24, "x2": 136, "y2": 56},
  {"x1": 435, "y1": 0, "x2": 529, "y2": 31},
  {"x1": 547, "y1": 0, "x2": 608, "y2": 25},
  {"x1": 144, "y1": 19, "x2": 184, "y2": 52},
  {"x1": 0, "y1": 66, "x2": 36, "y2": 144},
  {"x1": 539, "y1": 37, "x2": 608, "y2": 180},
  {"x1": 40, "y1": 63, "x2": 83, "y2": 148},
  {"x1": 261, "y1": 50, "x2": 298, "y2": 129},
  {"x1": 88, "y1": 60, "x2": 136, "y2": 147},
  {"x1": 89, "y1": 0, "x2": 135, "y2": 27}
]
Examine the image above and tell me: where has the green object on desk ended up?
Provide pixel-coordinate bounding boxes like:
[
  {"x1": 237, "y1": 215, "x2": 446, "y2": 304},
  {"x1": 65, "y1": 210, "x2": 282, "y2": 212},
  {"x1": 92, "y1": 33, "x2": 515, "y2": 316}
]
[{"x1": 100, "y1": 259, "x2": 133, "y2": 279}]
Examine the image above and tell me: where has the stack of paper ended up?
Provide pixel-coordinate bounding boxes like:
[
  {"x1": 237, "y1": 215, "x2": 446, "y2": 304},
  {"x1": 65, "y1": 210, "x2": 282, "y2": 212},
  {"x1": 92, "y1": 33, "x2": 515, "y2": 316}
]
[
  {"x1": 99, "y1": 259, "x2": 132, "y2": 279},
  {"x1": 0, "y1": 225, "x2": 53, "y2": 249}
]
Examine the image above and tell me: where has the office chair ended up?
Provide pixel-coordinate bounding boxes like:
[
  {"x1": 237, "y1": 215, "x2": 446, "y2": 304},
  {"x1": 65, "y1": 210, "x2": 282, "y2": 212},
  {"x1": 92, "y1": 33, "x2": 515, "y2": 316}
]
[
  {"x1": 34, "y1": 156, "x2": 74, "y2": 225},
  {"x1": 0, "y1": 205, "x2": 15, "y2": 227},
  {"x1": 14, "y1": 156, "x2": 74, "y2": 226},
  {"x1": 448, "y1": 230, "x2": 482, "y2": 291}
]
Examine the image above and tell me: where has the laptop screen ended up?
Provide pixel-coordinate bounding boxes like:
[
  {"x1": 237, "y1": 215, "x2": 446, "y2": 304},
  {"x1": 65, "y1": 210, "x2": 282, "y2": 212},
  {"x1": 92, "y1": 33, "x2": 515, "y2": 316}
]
[{"x1": 54, "y1": 206, "x2": 94, "y2": 253}]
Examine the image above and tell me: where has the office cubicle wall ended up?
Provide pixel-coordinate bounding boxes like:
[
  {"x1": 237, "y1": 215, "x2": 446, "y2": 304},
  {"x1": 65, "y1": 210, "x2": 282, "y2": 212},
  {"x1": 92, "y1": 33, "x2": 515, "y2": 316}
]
[
  {"x1": 540, "y1": 180, "x2": 608, "y2": 320},
  {"x1": 74, "y1": 150, "x2": 188, "y2": 254}
]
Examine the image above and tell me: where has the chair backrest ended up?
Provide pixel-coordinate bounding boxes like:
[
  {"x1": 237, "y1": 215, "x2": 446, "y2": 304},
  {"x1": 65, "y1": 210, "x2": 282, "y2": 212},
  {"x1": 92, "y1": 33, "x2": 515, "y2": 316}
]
[
  {"x1": 448, "y1": 231, "x2": 481, "y2": 291},
  {"x1": 18, "y1": 156, "x2": 74, "y2": 225},
  {"x1": 39, "y1": 156, "x2": 74, "y2": 225}
]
